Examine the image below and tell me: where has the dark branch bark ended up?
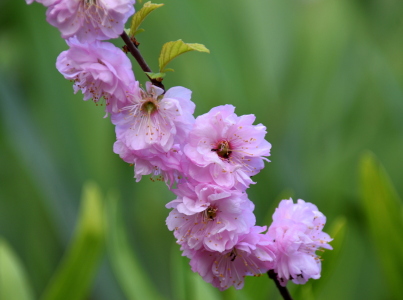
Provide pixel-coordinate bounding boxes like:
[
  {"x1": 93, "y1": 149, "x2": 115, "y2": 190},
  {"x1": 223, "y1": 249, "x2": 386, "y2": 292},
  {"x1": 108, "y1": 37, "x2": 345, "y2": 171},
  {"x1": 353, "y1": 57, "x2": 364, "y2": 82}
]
[
  {"x1": 120, "y1": 31, "x2": 165, "y2": 91},
  {"x1": 267, "y1": 270, "x2": 294, "y2": 300}
]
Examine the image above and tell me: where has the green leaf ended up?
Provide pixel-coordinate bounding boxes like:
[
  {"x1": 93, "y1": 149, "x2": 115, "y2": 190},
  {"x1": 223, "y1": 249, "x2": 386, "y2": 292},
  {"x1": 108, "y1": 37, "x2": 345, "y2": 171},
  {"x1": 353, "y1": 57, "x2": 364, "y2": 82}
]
[
  {"x1": 0, "y1": 238, "x2": 35, "y2": 300},
  {"x1": 145, "y1": 72, "x2": 166, "y2": 80},
  {"x1": 133, "y1": 28, "x2": 146, "y2": 36},
  {"x1": 359, "y1": 152, "x2": 403, "y2": 296},
  {"x1": 129, "y1": 2, "x2": 164, "y2": 36},
  {"x1": 159, "y1": 40, "x2": 210, "y2": 73},
  {"x1": 106, "y1": 191, "x2": 165, "y2": 300},
  {"x1": 40, "y1": 182, "x2": 106, "y2": 300}
]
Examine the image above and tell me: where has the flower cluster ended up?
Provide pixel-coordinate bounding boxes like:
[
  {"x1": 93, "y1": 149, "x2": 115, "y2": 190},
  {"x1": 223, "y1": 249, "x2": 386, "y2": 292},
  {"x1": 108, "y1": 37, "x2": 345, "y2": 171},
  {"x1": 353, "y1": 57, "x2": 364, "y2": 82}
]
[{"x1": 28, "y1": 0, "x2": 333, "y2": 292}]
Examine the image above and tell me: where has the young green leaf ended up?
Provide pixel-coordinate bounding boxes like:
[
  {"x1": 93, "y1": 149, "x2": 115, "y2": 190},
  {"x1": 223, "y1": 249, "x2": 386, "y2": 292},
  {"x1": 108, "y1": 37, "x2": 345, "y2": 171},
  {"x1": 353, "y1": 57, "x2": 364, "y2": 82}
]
[
  {"x1": 40, "y1": 182, "x2": 106, "y2": 300},
  {"x1": 129, "y1": 2, "x2": 164, "y2": 37},
  {"x1": 360, "y1": 152, "x2": 403, "y2": 297},
  {"x1": 145, "y1": 72, "x2": 166, "y2": 80},
  {"x1": 159, "y1": 40, "x2": 210, "y2": 73},
  {"x1": 0, "y1": 238, "x2": 35, "y2": 300}
]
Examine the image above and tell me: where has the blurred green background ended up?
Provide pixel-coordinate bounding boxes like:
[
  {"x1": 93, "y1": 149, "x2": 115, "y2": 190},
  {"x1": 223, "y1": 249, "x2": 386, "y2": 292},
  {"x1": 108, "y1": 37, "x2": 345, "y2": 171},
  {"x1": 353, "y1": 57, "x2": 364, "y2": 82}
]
[{"x1": 1, "y1": 0, "x2": 403, "y2": 299}]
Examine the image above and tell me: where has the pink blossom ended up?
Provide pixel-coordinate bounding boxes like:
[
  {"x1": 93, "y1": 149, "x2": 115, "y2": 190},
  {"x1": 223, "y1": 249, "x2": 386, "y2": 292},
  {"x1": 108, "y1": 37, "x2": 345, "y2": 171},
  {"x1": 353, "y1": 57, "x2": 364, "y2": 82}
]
[
  {"x1": 186, "y1": 226, "x2": 275, "y2": 291},
  {"x1": 46, "y1": 0, "x2": 135, "y2": 43},
  {"x1": 183, "y1": 105, "x2": 271, "y2": 190},
  {"x1": 112, "y1": 82, "x2": 195, "y2": 154},
  {"x1": 166, "y1": 183, "x2": 256, "y2": 252},
  {"x1": 56, "y1": 37, "x2": 135, "y2": 115},
  {"x1": 267, "y1": 199, "x2": 332, "y2": 286},
  {"x1": 114, "y1": 141, "x2": 184, "y2": 185}
]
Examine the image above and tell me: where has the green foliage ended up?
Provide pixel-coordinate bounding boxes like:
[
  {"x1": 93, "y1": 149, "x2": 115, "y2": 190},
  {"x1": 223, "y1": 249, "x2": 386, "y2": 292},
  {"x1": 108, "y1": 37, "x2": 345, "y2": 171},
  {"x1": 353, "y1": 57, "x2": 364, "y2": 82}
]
[
  {"x1": 170, "y1": 245, "x2": 188, "y2": 300},
  {"x1": 159, "y1": 40, "x2": 210, "y2": 73},
  {"x1": 319, "y1": 216, "x2": 347, "y2": 284},
  {"x1": 240, "y1": 276, "x2": 268, "y2": 300},
  {"x1": 40, "y1": 182, "x2": 106, "y2": 300},
  {"x1": 359, "y1": 152, "x2": 403, "y2": 298},
  {"x1": 189, "y1": 272, "x2": 221, "y2": 300},
  {"x1": 295, "y1": 283, "x2": 315, "y2": 300},
  {"x1": 130, "y1": 2, "x2": 164, "y2": 36},
  {"x1": 0, "y1": 238, "x2": 35, "y2": 300},
  {"x1": 106, "y1": 192, "x2": 165, "y2": 300}
]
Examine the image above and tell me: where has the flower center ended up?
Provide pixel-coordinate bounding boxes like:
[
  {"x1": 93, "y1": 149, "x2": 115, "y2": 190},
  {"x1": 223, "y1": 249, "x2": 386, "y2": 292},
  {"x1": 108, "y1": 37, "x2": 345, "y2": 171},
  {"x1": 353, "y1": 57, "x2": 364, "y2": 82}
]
[
  {"x1": 203, "y1": 206, "x2": 218, "y2": 221},
  {"x1": 211, "y1": 140, "x2": 232, "y2": 159},
  {"x1": 84, "y1": 0, "x2": 97, "y2": 5},
  {"x1": 228, "y1": 248, "x2": 238, "y2": 262},
  {"x1": 141, "y1": 99, "x2": 158, "y2": 115}
]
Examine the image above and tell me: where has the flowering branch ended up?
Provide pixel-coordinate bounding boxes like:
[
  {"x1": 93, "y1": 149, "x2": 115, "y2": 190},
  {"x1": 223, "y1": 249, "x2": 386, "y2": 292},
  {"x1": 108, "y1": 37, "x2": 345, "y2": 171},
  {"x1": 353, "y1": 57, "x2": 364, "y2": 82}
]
[
  {"x1": 268, "y1": 270, "x2": 294, "y2": 300},
  {"x1": 26, "y1": 0, "x2": 334, "y2": 295},
  {"x1": 120, "y1": 31, "x2": 165, "y2": 91}
]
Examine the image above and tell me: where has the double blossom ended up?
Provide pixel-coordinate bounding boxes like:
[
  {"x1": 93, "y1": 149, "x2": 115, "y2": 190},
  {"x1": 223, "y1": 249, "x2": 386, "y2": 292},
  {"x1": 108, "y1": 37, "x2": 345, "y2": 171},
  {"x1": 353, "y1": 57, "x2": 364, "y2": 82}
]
[
  {"x1": 112, "y1": 82, "x2": 195, "y2": 184},
  {"x1": 184, "y1": 105, "x2": 271, "y2": 190},
  {"x1": 166, "y1": 183, "x2": 256, "y2": 252},
  {"x1": 56, "y1": 37, "x2": 135, "y2": 115},
  {"x1": 47, "y1": 0, "x2": 135, "y2": 42}
]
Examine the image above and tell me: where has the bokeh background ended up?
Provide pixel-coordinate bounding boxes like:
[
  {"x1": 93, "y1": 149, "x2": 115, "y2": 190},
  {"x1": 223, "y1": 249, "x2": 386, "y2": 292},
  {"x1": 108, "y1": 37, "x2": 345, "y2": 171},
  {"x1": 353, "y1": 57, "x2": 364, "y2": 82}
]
[{"x1": 1, "y1": 0, "x2": 403, "y2": 299}]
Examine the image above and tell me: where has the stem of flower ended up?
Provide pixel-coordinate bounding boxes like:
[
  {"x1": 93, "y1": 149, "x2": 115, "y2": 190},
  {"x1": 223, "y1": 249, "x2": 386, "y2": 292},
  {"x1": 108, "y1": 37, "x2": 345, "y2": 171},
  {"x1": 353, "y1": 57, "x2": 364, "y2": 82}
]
[
  {"x1": 267, "y1": 270, "x2": 294, "y2": 300},
  {"x1": 120, "y1": 31, "x2": 165, "y2": 91}
]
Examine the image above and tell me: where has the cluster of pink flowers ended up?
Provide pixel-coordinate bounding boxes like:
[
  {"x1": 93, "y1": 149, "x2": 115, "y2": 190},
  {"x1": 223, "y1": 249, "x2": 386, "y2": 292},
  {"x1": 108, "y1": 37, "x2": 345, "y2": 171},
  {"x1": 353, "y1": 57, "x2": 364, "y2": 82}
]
[{"x1": 28, "y1": 0, "x2": 332, "y2": 291}]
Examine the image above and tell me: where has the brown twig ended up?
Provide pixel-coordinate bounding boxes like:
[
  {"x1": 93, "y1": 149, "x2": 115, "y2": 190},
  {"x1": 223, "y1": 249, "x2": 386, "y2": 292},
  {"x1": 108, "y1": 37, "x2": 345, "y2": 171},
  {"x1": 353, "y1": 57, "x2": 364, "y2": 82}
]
[
  {"x1": 120, "y1": 31, "x2": 165, "y2": 91},
  {"x1": 267, "y1": 270, "x2": 294, "y2": 300}
]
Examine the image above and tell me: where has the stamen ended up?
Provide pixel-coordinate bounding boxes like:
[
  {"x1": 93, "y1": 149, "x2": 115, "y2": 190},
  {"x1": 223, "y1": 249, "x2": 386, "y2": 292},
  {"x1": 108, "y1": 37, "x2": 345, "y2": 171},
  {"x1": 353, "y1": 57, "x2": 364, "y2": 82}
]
[
  {"x1": 141, "y1": 99, "x2": 158, "y2": 115},
  {"x1": 211, "y1": 140, "x2": 232, "y2": 159},
  {"x1": 203, "y1": 206, "x2": 218, "y2": 221},
  {"x1": 229, "y1": 248, "x2": 238, "y2": 262}
]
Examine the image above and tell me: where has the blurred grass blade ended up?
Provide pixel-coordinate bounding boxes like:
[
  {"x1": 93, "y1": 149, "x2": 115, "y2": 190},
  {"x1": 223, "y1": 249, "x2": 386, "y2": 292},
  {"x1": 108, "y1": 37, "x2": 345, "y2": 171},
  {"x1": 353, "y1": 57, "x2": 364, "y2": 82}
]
[
  {"x1": 243, "y1": 274, "x2": 273, "y2": 300},
  {"x1": 189, "y1": 272, "x2": 220, "y2": 300},
  {"x1": 294, "y1": 282, "x2": 315, "y2": 300},
  {"x1": 309, "y1": 216, "x2": 347, "y2": 295},
  {"x1": 0, "y1": 238, "x2": 35, "y2": 300},
  {"x1": 170, "y1": 244, "x2": 187, "y2": 300},
  {"x1": 106, "y1": 192, "x2": 165, "y2": 300},
  {"x1": 360, "y1": 152, "x2": 403, "y2": 296},
  {"x1": 41, "y1": 182, "x2": 106, "y2": 300},
  {"x1": 320, "y1": 216, "x2": 347, "y2": 279},
  {"x1": 222, "y1": 285, "x2": 251, "y2": 300}
]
